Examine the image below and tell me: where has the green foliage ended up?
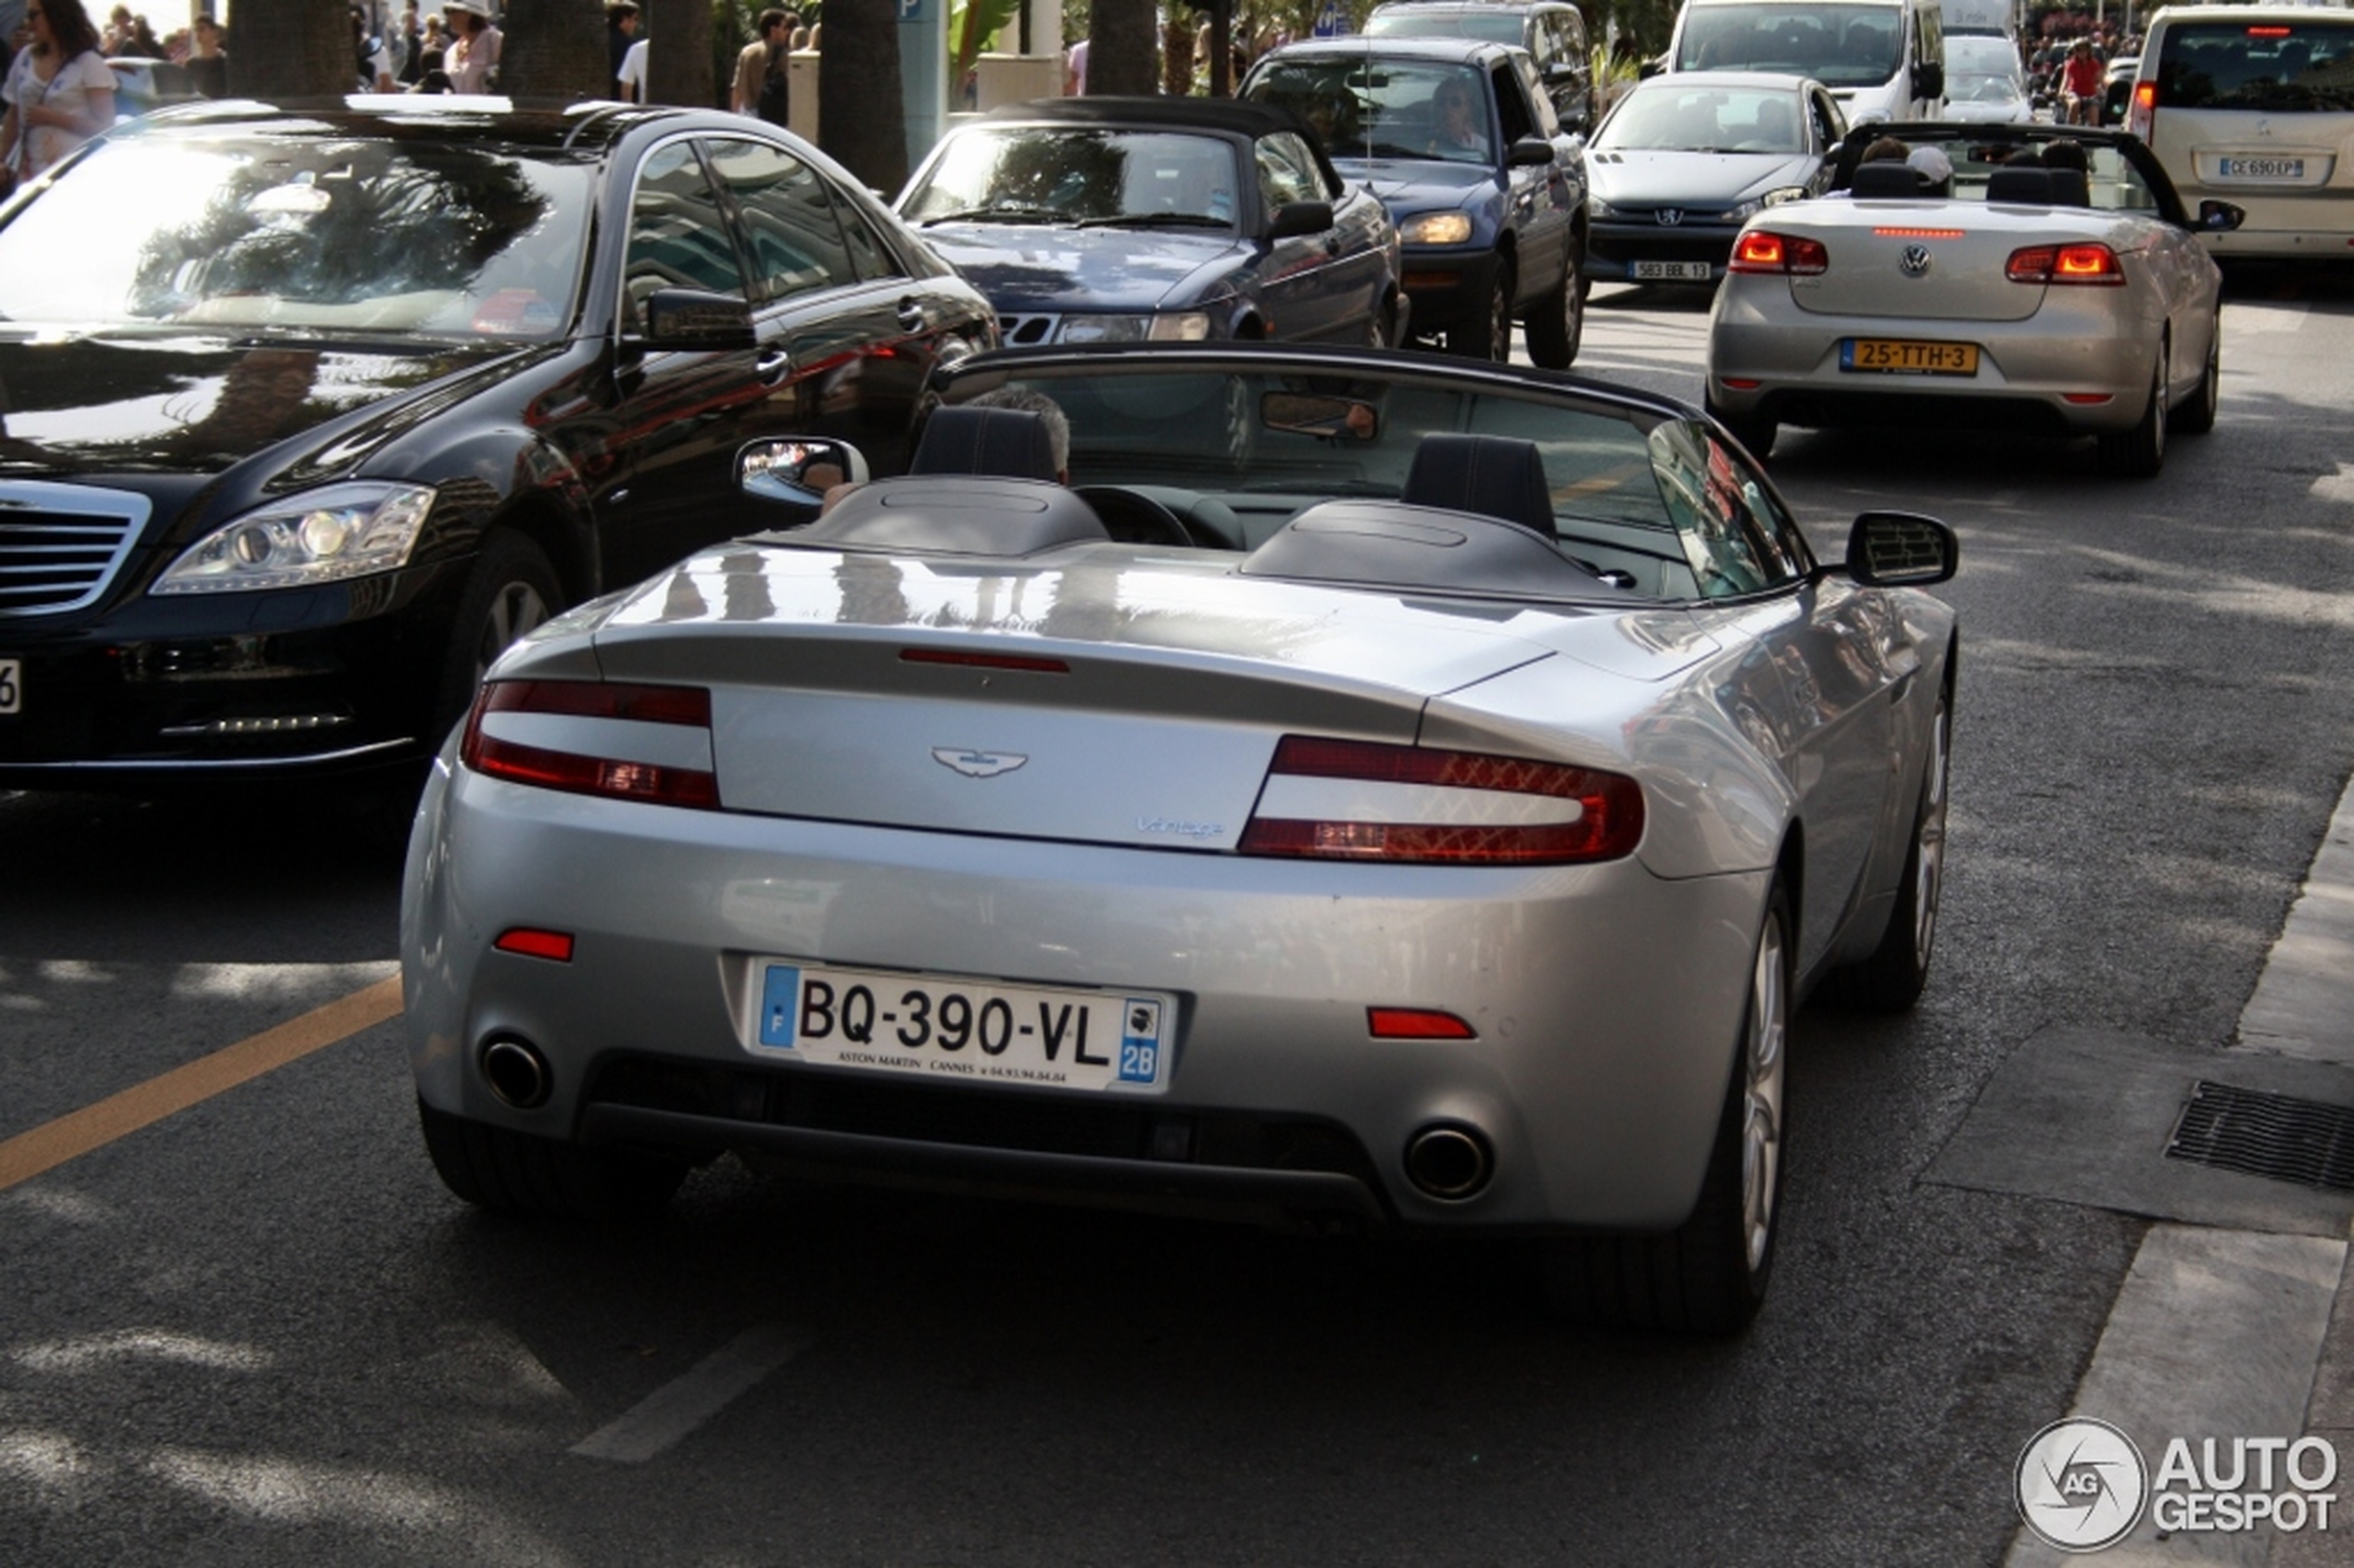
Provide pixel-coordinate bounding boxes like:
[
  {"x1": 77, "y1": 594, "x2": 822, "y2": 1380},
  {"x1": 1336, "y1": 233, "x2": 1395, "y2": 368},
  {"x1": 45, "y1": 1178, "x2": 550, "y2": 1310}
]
[{"x1": 954, "y1": 0, "x2": 1028, "y2": 80}]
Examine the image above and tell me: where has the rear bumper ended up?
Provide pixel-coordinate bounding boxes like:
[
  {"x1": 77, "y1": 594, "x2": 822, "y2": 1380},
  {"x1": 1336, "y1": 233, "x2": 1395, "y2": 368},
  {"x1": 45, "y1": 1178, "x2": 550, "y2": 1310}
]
[
  {"x1": 1707, "y1": 279, "x2": 2165, "y2": 434},
  {"x1": 404, "y1": 757, "x2": 1769, "y2": 1234}
]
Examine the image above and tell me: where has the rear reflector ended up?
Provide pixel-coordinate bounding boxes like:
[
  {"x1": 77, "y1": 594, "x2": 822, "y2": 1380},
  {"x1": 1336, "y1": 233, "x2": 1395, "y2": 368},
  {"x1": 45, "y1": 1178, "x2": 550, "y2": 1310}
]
[
  {"x1": 1368, "y1": 1007, "x2": 1477, "y2": 1040},
  {"x1": 462, "y1": 679, "x2": 720, "y2": 809},
  {"x1": 1728, "y1": 231, "x2": 1829, "y2": 276},
  {"x1": 901, "y1": 648, "x2": 1070, "y2": 674},
  {"x1": 1238, "y1": 735, "x2": 1643, "y2": 865},
  {"x1": 2006, "y1": 243, "x2": 2125, "y2": 285},
  {"x1": 494, "y1": 928, "x2": 576, "y2": 962}
]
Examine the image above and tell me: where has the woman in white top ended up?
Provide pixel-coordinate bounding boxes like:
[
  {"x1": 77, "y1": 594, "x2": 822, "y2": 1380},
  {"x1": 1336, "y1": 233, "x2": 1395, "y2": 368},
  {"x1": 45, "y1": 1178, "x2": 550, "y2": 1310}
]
[
  {"x1": 0, "y1": 0, "x2": 117, "y2": 183},
  {"x1": 445, "y1": 1, "x2": 503, "y2": 95}
]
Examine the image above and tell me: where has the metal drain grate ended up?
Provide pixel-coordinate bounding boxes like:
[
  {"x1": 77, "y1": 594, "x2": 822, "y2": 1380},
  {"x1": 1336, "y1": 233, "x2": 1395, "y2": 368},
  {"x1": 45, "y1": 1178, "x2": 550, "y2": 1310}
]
[{"x1": 2166, "y1": 1081, "x2": 2354, "y2": 1192}]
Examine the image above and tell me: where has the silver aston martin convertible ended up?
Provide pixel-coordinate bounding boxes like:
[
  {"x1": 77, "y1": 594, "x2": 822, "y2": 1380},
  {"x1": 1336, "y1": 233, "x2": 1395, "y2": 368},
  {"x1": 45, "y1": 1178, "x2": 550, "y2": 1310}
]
[{"x1": 400, "y1": 345, "x2": 1960, "y2": 1334}]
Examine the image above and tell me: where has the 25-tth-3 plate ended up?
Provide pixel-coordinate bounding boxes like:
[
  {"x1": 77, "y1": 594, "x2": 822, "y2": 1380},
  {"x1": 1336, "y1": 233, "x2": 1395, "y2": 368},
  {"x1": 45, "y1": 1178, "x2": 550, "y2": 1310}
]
[{"x1": 748, "y1": 959, "x2": 1175, "y2": 1093}]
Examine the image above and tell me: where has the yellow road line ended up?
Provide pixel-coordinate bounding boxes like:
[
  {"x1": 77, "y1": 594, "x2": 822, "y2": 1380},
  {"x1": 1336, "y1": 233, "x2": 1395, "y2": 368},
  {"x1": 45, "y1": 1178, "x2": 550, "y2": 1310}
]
[{"x1": 0, "y1": 975, "x2": 404, "y2": 1193}]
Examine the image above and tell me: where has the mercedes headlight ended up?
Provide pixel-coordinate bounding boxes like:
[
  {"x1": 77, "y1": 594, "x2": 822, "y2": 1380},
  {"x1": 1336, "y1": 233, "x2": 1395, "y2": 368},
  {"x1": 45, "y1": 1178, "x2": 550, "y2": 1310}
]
[
  {"x1": 1057, "y1": 312, "x2": 1211, "y2": 345},
  {"x1": 151, "y1": 482, "x2": 436, "y2": 595},
  {"x1": 1401, "y1": 211, "x2": 1474, "y2": 246}
]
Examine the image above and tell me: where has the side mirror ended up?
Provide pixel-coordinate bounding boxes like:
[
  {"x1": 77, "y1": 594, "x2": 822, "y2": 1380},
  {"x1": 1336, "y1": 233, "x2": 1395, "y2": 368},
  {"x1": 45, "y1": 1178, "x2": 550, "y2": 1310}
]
[
  {"x1": 2198, "y1": 199, "x2": 2246, "y2": 233},
  {"x1": 640, "y1": 287, "x2": 756, "y2": 351},
  {"x1": 1916, "y1": 62, "x2": 1944, "y2": 101},
  {"x1": 739, "y1": 437, "x2": 871, "y2": 510},
  {"x1": 1840, "y1": 512, "x2": 1957, "y2": 588},
  {"x1": 1508, "y1": 135, "x2": 1558, "y2": 168},
  {"x1": 1268, "y1": 199, "x2": 1335, "y2": 240}
]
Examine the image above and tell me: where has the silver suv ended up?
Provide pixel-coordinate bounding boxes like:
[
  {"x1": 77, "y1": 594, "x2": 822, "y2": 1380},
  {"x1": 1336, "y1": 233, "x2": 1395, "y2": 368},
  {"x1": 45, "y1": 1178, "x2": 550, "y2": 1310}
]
[{"x1": 2128, "y1": 4, "x2": 2354, "y2": 259}]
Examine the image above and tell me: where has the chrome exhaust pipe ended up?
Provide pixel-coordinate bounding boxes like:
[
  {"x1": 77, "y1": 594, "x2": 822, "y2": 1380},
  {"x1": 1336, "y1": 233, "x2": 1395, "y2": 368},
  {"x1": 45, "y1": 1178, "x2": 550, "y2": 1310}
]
[
  {"x1": 1403, "y1": 1124, "x2": 1492, "y2": 1201},
  {"x1": 480, "y1": 1036, "x2": 551, "y2": 1110}
]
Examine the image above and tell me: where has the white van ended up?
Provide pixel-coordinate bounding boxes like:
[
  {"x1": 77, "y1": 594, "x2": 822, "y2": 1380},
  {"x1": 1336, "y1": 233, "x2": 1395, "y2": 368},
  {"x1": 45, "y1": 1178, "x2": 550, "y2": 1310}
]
[
  {"x1": 2128, "y1": 4, "x2": 2354, "y2": 259},
  {"x1": 1665, "y1": 0, "x2": 1947, "y2": 126}
]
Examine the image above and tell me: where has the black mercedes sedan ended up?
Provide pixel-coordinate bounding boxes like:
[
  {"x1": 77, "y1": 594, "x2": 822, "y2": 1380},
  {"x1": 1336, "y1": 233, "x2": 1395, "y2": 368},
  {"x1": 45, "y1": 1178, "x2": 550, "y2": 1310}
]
[
  {"x1": 897, "y1": 97, "x2": 1403, "y2": 349},
  {"x1": 0, "y1": 98, "x2": 995, "y2": 795}
]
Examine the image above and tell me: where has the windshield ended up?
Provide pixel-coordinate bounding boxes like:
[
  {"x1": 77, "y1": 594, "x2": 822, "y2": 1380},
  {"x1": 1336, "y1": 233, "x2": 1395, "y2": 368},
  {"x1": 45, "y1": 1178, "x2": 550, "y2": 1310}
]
[
  {"x1": 1246, "y1": 59, "x2": 1494, "y2": 166},
  {"x1": 2157, "y1": 19, "x2": 2354, "y2": 113},
  {"x1": 902, "y1": 127, "x2": 1241, "y2": 227},
  {"x1": 1597, "y1": 84, "x2": 1808, "y2": 152},
  {"x1": 0, "y1": 133, "x2": 594, "y2": 337},
  {"x1": 1675, "y1": 4, "x2": 1905, "y2": 89}
]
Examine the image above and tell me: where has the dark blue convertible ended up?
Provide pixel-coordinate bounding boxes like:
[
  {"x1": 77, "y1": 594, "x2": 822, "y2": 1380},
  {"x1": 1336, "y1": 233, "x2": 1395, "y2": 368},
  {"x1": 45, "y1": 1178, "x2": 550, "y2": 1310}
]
[{"x1": 897, "y1": 97, "x2": 1403, "y2": 349}]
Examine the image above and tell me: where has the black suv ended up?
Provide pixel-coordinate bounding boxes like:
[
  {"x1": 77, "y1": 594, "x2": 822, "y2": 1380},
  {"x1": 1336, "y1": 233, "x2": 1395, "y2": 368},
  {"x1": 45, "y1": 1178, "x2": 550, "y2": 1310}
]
[{"x1": 1365, "y1": 0, "x2": 1597, "y2": 135}]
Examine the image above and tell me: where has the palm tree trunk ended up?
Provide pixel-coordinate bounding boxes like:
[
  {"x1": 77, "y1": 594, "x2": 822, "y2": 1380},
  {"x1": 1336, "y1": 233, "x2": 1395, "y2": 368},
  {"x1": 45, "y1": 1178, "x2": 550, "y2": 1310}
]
[
  {"x1": 645, "y1": 0, "x2": 716, "y2": 108},
  {"x1": 818, "y1": 5, "x2": 906, "y2": 195},
  {"x1": 223, "y1": 0, "x2": 351, "y2": 98},
  {"x1": 1087, "y1": 0, "x2": 1158, "y2": 95},
  {"x1": 500, "y1": 0, "x2": 610, "y2": 101}
]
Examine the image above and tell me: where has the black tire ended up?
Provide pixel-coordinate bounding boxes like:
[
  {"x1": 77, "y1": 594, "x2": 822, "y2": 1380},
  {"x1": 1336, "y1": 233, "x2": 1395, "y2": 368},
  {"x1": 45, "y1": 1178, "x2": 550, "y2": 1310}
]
[
  {"x1": 419, "y1": 1099, "x2": 687, "y2": 1220},
  {"x1": 1523, "y1": 240, "x2": 1585, "y2": 370},
  {"x1": 1705, "y1": 394, "x2": 1777, "y2": 462},
  {"x1": 1447, "y1": 264, "x2": 1512, "y2": 361},
  {"x1": 1541, "y1": 882, "x2": 1791, "y2": 1334},
  {"x1": 2096, "y1": 348, "x2": 2167, "y2": 477},
  {"x1": 433, "y1": 531, "x2": 563, "y2": 741},
  {"x1": 1822, "y1": 687, "x2": 1949, "y2": 1012},
  {"x1": 2175, "y1": 316, "x2": 2220, "y2": 436}
]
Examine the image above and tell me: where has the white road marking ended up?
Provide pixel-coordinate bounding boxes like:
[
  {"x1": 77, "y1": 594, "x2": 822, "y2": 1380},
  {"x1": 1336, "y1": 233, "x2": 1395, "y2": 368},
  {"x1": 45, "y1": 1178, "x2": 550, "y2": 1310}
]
[{"x1": 568, "y1": 1321, "x2": 810, "y2": 1464}]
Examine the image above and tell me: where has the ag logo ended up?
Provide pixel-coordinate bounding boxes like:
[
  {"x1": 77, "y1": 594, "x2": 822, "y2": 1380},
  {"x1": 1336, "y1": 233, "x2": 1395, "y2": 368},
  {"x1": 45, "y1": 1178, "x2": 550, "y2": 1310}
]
[{"x1": 2016, "y1": 1418, "x2": 2148, "y2": 1552}]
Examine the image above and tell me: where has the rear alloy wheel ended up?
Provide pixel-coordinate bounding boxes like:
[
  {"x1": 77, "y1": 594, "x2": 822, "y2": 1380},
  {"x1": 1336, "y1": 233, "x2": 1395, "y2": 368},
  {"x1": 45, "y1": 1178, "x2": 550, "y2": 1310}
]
[
  {"x1": 1705, "y1": 394, "x2": 1776, "y2": 462},
  {"x1": 2175, "y1": 315, "x2": 2220, "y2": 436},
  {"x1": 2096, "y1": 348, "x2": 2168, "y2": 477},
  {"x1": 1523, "y1": 244, "x2": 1585, "y2": 370},
  {"x1": 1542, "y1": 882, "x2": 1791, "y2": 1334},
  {"x1": 419, "y1": 1100, "x2": 687, "y2": 1220},
  {"x1": 1447, "y1": 266, "x2": 1513, "y2": 361},
  {"x1": 1823, "y1": 688, "x2": 1949, "y2": 1011}
]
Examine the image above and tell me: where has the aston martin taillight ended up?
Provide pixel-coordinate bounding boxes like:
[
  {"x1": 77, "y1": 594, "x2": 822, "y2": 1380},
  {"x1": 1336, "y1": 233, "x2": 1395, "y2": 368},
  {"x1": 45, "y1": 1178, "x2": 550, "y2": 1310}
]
[
  {"x1": 461, "y1": 679, "x2": 720, "y2": 808},
  {"x1": 2006, "y1": 243, "x2": 2126, "y2": 285},
  {"x1": 1236, "y1": 736, "x2": 1643, "y2": 865},
  {"x1": 1728, "y1": 231, "x2": 1829, "y2": 276}
]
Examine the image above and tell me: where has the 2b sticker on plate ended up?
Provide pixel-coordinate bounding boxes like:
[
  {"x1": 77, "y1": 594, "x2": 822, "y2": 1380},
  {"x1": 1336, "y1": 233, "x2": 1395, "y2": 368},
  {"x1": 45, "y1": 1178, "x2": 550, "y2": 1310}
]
[{"x1": 753, "y1": 960, "x2": 1171, "y2": 1092}]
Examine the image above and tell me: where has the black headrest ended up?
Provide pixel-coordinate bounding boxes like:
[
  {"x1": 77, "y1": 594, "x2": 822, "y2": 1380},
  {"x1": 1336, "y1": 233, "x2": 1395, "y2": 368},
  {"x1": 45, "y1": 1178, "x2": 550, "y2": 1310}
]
[
  {"x1": 2045, "y1": 167, "x2": 2091, "y2": 206},
  {"x1": 910, "y1": 406, "x2": 1059, "y2": 482},
  {"x1": 1398, "y1": 435, "x2": 1554, "y2": 539},
  {"x1": 1849, "y1": 161, "x2": 1920, "y2": 197},
  {"x1": 1987, "y1": 166, "x2": 2055, "y2": 205}
]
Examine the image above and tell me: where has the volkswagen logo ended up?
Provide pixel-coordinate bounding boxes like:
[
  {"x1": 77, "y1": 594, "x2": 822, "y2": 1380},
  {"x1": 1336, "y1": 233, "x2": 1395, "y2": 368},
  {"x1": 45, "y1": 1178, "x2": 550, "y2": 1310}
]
[
  {"x1": 931, "y1": 747, "x2": 1028, "y2": 778},
  {"x1": 1899, "y1": 244, "x2": 1933, "y2": 277},
  {"x1": 1655, "y1": 209, "x2": 1684, "y2": 227}
]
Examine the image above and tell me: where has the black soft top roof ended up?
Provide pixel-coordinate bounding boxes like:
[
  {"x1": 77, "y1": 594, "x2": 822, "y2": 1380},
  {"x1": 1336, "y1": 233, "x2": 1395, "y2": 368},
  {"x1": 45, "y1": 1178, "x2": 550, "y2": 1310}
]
[{"x1": 981, "y1": 95, "x2": 1314, "y2": 140}]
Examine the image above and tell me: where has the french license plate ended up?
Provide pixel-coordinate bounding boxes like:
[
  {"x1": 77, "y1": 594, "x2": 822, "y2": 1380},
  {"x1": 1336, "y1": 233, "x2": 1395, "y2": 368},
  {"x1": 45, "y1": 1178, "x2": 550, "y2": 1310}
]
[
  {"x1": 1631, "y1": 259, "x2": 1714, "y2": 281},
  {"x1": 1841, "y1": 338, "x2": 1981, "y2": 375},
  {"x1": 0, "y1": 658, "x2": 18, "y2": 715},
  {"x1": 753, "y1": 960, "x2": 1173, "y2": 1093},
  {"x1": 2218, "y1": 157, "x2": 2305, "y2": 181}
]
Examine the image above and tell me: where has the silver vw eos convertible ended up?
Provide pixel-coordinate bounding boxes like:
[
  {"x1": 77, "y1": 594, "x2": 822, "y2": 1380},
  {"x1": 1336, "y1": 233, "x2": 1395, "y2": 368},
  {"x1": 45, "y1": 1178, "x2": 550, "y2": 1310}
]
[{"x1": 401, "y1": 345, "x2": 1959, "y2": 1334}]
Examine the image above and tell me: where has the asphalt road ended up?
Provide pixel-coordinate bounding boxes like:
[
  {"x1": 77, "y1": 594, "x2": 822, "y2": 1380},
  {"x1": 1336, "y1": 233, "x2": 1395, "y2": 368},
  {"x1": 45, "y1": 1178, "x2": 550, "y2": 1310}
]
[{"x1": 6, "y1": 267, "x2": 2354, "y2": 1566}]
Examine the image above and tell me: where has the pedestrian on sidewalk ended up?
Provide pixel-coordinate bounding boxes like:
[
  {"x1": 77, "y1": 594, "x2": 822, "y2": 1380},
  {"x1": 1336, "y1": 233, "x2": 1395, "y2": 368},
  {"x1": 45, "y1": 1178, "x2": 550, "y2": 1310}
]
[{"x1": 0, "y1": 0, "x2": 113, "y2": 190}]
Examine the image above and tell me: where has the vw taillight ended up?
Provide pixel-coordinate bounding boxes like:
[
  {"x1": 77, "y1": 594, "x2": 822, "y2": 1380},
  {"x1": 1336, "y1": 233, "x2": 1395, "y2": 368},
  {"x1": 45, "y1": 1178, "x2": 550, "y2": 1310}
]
[
  {"x1": 1729, "y1": 231, "x2": 1829, "y2": 275},
  {"x1": 2006, "y1": 242, "x2": 2126, "y2": 285},
  {"x1": 461, "y1": 679, "x2": 720, "y2": 808},
  {"x1": 1237, "y1": 736, "x2": 1643, "y2": 865}
]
